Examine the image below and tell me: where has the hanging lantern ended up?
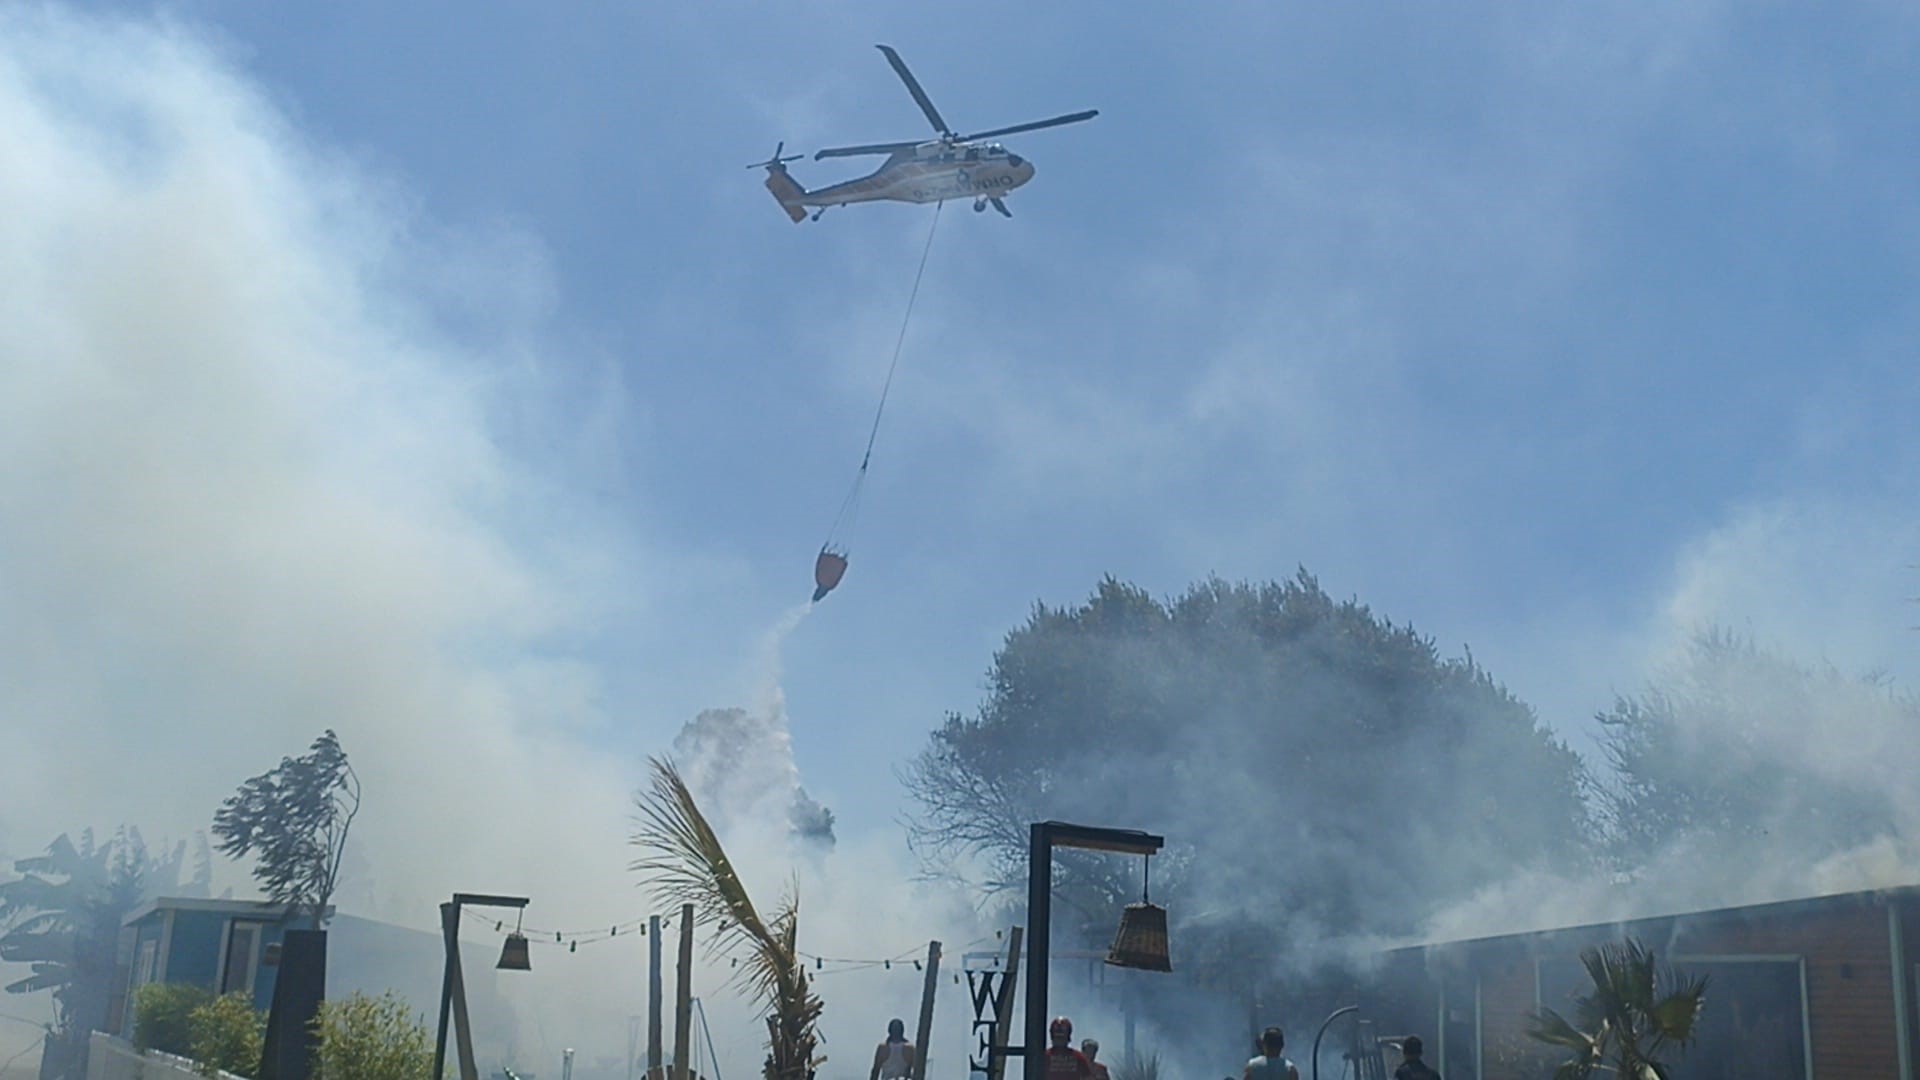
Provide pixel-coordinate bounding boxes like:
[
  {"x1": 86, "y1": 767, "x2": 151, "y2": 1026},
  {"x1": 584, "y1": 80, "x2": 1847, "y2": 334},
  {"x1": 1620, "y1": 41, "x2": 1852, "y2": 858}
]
[
  {"x1": 498, "y1": 933, "x2": 533, "y2": 971},
  {"x1": 1106, "y1": 854, "x2": 1171, "y2": 972},
  {"x1": 1106, "y1": 904, "x2": 1171, "y2": 972},
  {"x1": 498, "y1": 910, "x2": 533, "y2": 971}
]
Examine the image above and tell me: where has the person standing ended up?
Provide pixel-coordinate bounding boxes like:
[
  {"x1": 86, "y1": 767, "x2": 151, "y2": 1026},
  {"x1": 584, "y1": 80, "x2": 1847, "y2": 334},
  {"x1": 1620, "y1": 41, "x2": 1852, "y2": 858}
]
[
  {"x1": 1245, "y1": 1027, "x2": 1298, "y2": 1080},
  {"x1": 1046, "y1": 1018, "x2": 1093, "y2": 1080},
  {"x1": 1081, "y1": 1040, "x2": 1111, "y2": 1080},
  {"x1": 1393, "y1": 1036, "x2": 1440, "y2": 1080},
  {"x1": 871, "y1": 1019, "x2": 915, "y2": 1080}
]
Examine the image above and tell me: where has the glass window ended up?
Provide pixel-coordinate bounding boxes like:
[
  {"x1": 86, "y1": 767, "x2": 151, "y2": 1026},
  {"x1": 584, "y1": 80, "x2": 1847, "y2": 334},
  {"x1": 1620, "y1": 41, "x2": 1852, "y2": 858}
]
[
  {"x1": 134, "y1": 940, "x2": 158, "y2": 989},
  {"x1": 1672, "y1": 958, "x2": 1808, "y2": 1080},
  {"x1": 1540, "y1": 954, "x2": 1807, "y2": 1080},
  {"x1": 220, "y1": 924, "x2": 259, "y2": 995}
]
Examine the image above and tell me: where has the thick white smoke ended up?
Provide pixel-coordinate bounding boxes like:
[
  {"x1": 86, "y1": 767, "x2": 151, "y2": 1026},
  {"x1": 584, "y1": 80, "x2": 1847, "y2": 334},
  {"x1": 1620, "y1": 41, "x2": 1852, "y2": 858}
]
[
  {"x1": 0, "y1": 18, "x2": 997, "y2": 1075},
  {"x1": 0, "y1": 5, "x2": 656, "y2": 1072},
  {"x1": 1418, "y1": 495, "x2": 1920, "y2": 946}
]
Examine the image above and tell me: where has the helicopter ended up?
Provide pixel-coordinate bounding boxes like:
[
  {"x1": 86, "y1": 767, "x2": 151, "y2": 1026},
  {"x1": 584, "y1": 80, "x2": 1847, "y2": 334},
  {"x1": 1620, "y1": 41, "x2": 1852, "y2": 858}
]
[{"x1": 753, "y1": 45, "x2": 1097, "y2": 222}]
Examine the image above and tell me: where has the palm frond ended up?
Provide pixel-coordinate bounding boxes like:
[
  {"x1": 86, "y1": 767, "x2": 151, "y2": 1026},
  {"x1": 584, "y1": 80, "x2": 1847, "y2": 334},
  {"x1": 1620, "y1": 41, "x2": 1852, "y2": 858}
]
[
  {"x1": 631, "y1": 760, "x2": 779, "y2": 995},
  {"x1": 1533, "y1": 938, "x2": 1705, "y2": 1080},
  {"x1": 1646, "y1": 975, "x2": 1709, "y2": 1050},
  {"x1": 1527, "y1": 1007, "x2": 1596, "y2": 1053},
  {"x1": 631, "y1": 757, "x2": 823, "y2": 1080}
]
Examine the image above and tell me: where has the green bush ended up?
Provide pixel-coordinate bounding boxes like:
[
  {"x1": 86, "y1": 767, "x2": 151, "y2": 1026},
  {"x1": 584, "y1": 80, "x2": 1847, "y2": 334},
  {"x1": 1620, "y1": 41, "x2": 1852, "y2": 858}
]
[
  {"x1": 312, "y1": 991, "x2": 432, "y2": 1080},
  {"x1": 134, "y1": 983, "x2": 215, "y2": 1057},
  {"x1": 187, "y1": 993, "x2": 265, "y2": 1077},
  {"x1": 1112, "y1": 1051, "x2": 1160, "y2": 1080}
]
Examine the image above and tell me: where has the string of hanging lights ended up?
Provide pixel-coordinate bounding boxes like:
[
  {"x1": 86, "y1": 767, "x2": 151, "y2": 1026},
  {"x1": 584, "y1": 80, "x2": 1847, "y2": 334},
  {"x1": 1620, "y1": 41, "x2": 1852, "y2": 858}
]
[{"x1": 455, "y1": 909, "x2": 988, "y2": 967}]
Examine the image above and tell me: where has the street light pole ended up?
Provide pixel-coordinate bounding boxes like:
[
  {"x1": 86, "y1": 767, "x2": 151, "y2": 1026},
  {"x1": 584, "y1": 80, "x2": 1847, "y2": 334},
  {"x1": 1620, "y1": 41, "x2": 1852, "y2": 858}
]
[
  {"x1": 434, "y1": 893, "x2": 530, "y2": 1080},
  {"x1": 1021, "y1": 822, "x2": 1165, "y2": 1080}
]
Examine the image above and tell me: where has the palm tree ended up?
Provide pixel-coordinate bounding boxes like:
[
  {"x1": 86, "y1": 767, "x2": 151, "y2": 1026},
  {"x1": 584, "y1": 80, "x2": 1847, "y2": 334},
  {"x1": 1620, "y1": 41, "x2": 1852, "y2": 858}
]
[
  {"x1": 1528, "y1": 938, "x2": 1708, "y2": 1080},
  {"x1": 0, "y1": 829, "x2": 210, "y2": 1080},
  {"x1": 631, "y1": 758, "x2": 823, "y2": 1080}
]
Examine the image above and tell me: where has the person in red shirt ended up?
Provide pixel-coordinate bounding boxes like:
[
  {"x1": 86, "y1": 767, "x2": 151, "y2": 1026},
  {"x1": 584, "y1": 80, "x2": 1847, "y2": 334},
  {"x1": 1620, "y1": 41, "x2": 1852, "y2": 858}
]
[
  {"x1": 1046, "y1": 1018, "x2": 1092, "y2": 1080},
  {"x1": 1081, "y1": 1040, "x2": 1111, "y2": 1080}
]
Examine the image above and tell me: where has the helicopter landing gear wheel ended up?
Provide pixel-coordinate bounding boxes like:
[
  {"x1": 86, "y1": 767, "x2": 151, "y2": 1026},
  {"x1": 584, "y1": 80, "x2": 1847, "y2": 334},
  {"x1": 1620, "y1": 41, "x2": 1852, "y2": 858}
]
[
  {"x1": 973, "y1": 198, "x2": 987, "y2": 213},
  {"x1": 811, "y1": 208, "x2": 825, "y2": 221}
]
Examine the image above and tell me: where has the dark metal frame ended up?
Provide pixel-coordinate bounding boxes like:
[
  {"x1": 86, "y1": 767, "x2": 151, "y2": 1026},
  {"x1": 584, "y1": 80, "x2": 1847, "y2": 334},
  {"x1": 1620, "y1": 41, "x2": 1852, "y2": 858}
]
[
  {"x1": 1021, "y1": 822, "x2": 1164, "y2": 1080},
  {"x1": 434, "y1": 893, "x2": 530, "y2": 1080}
]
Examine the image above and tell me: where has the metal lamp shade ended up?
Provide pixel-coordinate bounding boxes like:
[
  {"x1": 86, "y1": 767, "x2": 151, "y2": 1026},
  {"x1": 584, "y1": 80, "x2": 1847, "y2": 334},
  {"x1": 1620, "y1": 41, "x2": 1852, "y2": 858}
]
[
  {"x1": 1105, "y1": 902, "x2": 1171, "y2": 972},
  {"x1": 497, "y1": 932, "x2": 532, "y2": 971}
]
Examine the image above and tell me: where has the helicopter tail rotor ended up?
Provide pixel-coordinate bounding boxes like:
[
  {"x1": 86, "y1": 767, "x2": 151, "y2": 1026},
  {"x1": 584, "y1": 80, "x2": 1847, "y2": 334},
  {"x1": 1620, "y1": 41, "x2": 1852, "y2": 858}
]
[{"x1": 747, "y1": 141, "x2": 805, "y2": 171}]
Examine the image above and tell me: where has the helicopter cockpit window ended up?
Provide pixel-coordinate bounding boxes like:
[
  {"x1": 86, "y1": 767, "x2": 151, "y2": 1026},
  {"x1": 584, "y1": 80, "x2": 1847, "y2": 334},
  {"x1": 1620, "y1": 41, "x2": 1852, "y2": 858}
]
[{"x1": 1008, "y1": 153, "x2": 1024, "y2": 167}]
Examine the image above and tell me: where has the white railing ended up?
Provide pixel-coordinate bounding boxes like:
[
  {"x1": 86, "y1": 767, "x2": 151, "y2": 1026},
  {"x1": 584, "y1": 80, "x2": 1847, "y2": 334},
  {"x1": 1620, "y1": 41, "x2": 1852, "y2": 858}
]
[{"x1": 87, "y1": 1033, "x2": 250, "y2": 1080}]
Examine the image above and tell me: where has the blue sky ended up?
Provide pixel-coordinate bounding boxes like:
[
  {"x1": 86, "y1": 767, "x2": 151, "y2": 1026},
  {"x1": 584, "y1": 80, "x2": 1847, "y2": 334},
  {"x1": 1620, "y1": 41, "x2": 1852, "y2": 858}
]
[
  {"x1": 35, "y1": 0, "x2": 1919, "y2": 831},
  {"x1": 5, "y1": 1, "x2": 1920, "y2": 1071}
]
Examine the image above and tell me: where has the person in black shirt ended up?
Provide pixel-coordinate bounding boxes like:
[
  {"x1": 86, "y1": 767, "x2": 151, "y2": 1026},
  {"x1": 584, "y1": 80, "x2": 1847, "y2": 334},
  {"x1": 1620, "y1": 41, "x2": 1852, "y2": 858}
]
[{"x1": 1393, "y1": 1035, "x2": 1440, "y2": 1080}]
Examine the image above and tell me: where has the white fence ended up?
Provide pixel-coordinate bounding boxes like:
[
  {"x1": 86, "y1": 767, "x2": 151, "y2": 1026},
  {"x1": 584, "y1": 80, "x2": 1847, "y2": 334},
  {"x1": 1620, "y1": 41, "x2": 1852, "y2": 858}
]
[{"x1": 86, "y1": 1033, "x2": 248, "y2": 1080}]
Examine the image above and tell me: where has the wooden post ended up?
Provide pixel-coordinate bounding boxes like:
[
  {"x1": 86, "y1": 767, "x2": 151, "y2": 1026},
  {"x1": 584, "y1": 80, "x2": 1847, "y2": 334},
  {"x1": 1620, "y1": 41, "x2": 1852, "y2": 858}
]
[
  {"x1": 449, "y1": 934, "x2": 479, "y2": 1080},
  {"x1": 911, "y1": 941, "x2": 942, "y2": 1080},
  {"x1": 648, "y1": 915, "x2": 664, "y2": 1080},
  {"x1": 988, "y1": 928, "x2": 1023, "y2": 1080},
  {"x1": 674, "y1": 903, "x2": 694, "y2": 1080}
]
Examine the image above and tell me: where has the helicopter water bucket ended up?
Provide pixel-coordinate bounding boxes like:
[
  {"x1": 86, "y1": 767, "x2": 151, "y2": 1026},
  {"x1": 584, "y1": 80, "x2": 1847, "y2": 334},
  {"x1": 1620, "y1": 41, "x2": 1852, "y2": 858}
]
[{"x1": 813, "y1": 549, "x2": 849, "y2": 602}]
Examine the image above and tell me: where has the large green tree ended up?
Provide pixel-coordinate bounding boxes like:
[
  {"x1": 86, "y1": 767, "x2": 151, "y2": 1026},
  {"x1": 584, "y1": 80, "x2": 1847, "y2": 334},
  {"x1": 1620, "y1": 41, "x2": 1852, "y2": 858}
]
[
  {"x1": 0, "y1": 829, "x2": 211, "y2": 1080},
  {"x1": 212, "y1": 730, "x2": 360, "y2": 929},
  {"x1": 906, "y1": 573, "x2": 1592, "y2": 975},
  {"x1": 1596, "y1": 628, "x2": 1910, "y2": 866}
]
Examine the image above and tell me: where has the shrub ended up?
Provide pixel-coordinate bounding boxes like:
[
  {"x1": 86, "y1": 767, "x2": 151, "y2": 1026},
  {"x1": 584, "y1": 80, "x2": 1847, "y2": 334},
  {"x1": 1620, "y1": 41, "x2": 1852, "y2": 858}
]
[
  {"x1": 1112, "y1": 1050, "x2": 1160, "y2": 1080},
  {"x1": 134, "y1": 983, "x2": 215, "y2": 1057},
  {"x1": 313, "y1": 991, "x2": 432, "y2": 1080},
  {"x1": 187, "y1": 993, "x2": 265, "y2": 1077}
]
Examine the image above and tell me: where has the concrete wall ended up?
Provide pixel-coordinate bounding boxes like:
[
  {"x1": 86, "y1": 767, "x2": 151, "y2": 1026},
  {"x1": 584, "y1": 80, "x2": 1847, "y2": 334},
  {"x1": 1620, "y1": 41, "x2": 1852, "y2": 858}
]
[{"x1": 84, "y1": 1034, "x2": 246, "y2": 1080}]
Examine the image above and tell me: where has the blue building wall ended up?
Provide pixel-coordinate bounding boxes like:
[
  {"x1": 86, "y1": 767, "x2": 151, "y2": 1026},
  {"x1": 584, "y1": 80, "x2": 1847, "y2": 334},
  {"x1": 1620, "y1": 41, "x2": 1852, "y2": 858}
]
[
  {"x1": 163, "y1": 912, "x2": 223, "y2": 991},
  {"x1": 119, "y1": 902, "x2": 521, "y2": 1072},
  {"x1": 123, "y1": 904, "x2": 302, "y2": 1026}
]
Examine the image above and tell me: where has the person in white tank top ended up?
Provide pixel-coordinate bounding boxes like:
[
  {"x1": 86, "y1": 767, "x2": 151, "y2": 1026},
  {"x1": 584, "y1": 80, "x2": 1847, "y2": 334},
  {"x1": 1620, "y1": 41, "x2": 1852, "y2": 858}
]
[{"x1": 872, "y1": 1019, "x2": 915, "y2": 1080}]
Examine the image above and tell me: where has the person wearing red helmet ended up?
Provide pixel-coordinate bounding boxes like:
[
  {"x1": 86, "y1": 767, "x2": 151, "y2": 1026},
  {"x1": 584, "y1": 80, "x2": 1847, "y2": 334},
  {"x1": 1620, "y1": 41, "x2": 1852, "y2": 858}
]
[{"x1": 1046, "y1": 1017, "x2": 1093, "y2": 1080}]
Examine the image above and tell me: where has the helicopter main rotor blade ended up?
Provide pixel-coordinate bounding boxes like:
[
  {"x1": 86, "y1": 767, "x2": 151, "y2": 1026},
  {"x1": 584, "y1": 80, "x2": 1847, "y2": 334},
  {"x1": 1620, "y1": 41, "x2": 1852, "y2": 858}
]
[
  {"x1": 876, "y1": 45, "x2": 952, "y2": 138},
  {"x1": 814, "y1": 141, "x2": 919, "y2": 160},
  {"x1": 956, "y1": 110, "x2": 1099, "y2": 143}
]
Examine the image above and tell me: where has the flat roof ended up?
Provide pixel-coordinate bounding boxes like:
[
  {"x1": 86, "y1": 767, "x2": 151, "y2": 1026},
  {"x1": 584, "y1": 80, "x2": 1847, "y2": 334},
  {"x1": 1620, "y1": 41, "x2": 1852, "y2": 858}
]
[
  {"x1": 1389, "y1": 882, "x2": 1920, "y2": 956},
  {"x1": 123, "y1": 897, "x2": 333, "y2": 927}
]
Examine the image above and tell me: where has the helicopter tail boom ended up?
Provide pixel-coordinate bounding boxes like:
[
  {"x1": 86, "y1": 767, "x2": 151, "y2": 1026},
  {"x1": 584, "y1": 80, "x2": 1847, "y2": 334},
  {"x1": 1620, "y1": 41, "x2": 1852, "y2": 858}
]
[
  {"x1": 749, "y1": 142, "x2": 809, "y2": 223},
  {"x1": 764, "y1": 165, "x2": 809, "y2": 223}
]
